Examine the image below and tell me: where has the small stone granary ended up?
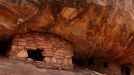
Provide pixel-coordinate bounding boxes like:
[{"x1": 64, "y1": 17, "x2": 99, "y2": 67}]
[
  {"x1": 9, "y1": 33, "x2": 73, "y2": 70},
  {"x1": 87, "y1": 57, "x2": 134, "y2": 75}
]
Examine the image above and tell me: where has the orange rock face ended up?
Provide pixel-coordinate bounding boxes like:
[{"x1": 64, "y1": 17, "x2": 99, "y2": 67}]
[{"x1": 0, "y1": 0, "x2": 134, "y2": 75}]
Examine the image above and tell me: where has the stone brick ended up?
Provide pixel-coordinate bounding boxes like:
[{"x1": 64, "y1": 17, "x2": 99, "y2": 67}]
[
  {"x1": 56, "y1": 59, "x2": 62, "y2": 64},
  {"x1": 27, "y1": 58, "x2": 33, "y2": 61},
  {"x1": 44, "y1": 53, "x2": 53, "y2": 57},
  {"x1": 36, "y1": 42, "x2": 44, "y2": 45},
  {"x1": 45, "y1": 57, "x2": 51, "y2": 62},
  {"x1": 25, "y1": 46, "x2": 37, "y2": 50},
  {"x1": 18, "y1": 42, "x2": 27, "y2": 46},
  {"x1": 17, "y1": 46, "x2": 24, "y2": 50},
  {"x1": 11, "y1": 45, "x2": 18, "y2": 50},
  {"x1": 27, "y1": 43, "x2": 36, "y2": 46},
  {"x1": 68, "y1": 59, "x2": 72, "y2": 64},
  {"x1": 18, "y1": 39, "x2": 26, "y2": 42},
  {"x1": 36, "y1": 45, "x2": 47, "y2": 49},
  {"x1": 52, "y1": 57, "x2": 56, "y2": 63},
  {"x1": 35, "y1": 37, "x2": 44, "y2": 41},
  {"x1": 54, "y1": 56, "x2": 63, "y2": 59},
  {"x1": 17, "y1": 50, "x2": 28, "y2": 58},
  {"x1": 64, "y1": 59, "x2": 68, "y2": 65}
]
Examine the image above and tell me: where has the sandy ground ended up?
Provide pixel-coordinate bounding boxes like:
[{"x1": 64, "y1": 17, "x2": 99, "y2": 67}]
[{"x1": 0, "y1": 58, "x2": 105, "y2": 75}]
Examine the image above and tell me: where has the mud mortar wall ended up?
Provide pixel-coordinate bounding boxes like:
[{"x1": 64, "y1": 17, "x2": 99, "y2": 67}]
[{"x1": 9, "y1": 33, "x2": 73, "y2": 70}]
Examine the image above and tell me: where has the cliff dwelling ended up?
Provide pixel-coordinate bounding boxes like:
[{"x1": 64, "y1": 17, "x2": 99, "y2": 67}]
[
  {"x1": 0, "y1": 0, "x2": 134, "y2": 75},
  {"x1": 9, "y1": 33, "x2": 73, "y2": 70}
]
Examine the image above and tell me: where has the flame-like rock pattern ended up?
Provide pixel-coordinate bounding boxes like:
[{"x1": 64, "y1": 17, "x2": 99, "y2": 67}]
[{"x1": 0, "y1": 0, "x2": 134, "y2": 75}]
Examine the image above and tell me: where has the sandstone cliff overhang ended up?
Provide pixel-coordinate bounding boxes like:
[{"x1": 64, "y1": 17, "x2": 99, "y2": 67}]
[{"x1": 0, "y1": 0, "x2": 134, "y2": 75}]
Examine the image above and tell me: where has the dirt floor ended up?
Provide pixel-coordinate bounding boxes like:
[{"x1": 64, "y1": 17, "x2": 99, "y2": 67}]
[{"x1": 0, "y1": 57, "x2": 106, "y2": 75}]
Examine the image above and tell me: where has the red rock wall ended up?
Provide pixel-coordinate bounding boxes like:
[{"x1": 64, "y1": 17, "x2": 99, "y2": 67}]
[{"x1": 0, "y1": 0, "x2": 134, "y2": 74}]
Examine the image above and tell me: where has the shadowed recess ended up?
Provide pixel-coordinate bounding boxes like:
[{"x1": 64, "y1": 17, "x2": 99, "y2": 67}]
[
  {"x1": 0, "y1": 39, "x2": 12, "y2": 57},
  {"x1": 27, "y1": 49, "x2": 44, "y2": 61},
  {"x1": 121, "y1": 66, "x2": 131, "y2": 75}
]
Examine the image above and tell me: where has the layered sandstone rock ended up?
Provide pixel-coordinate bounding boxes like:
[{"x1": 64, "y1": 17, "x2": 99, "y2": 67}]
[{"x1": 0, "y1": 0, "x2": 134, "y2": 75}]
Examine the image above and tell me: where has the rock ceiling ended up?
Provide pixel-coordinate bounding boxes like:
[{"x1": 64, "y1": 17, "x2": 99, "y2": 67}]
[{"x1": 0, "y1": 0, "x2": 134, "y2": 65}]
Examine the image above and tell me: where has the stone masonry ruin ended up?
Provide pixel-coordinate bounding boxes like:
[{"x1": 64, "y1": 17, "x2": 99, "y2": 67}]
[{"x1": 8, "y1": 33, "x2": 73, "y2": 70}]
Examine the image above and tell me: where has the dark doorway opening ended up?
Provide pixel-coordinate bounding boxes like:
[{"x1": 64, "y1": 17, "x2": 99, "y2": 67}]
[
  {"x1": 88, "y1": 57, "x2": 94, "y2": 65},
  {"x1": 121, "y1": 66, "x2": 131, "y2": 75},
  {"x1": 72, "y1": 56, "x2": 88, "y2": 66},
  {"x1": 27, "y1": 49, "x2": 44, "y2": 61},
  {"x1": 0, "y1": 39, "x2": 12, "y2": 57},
  {"x1": 103, "y1": 62, "x2": 108, "y2": 68}
]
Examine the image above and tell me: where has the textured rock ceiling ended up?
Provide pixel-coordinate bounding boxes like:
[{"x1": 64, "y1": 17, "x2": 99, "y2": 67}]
[{"x1": 0, "y1": 0, "x2": 134, "y2": 65}]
